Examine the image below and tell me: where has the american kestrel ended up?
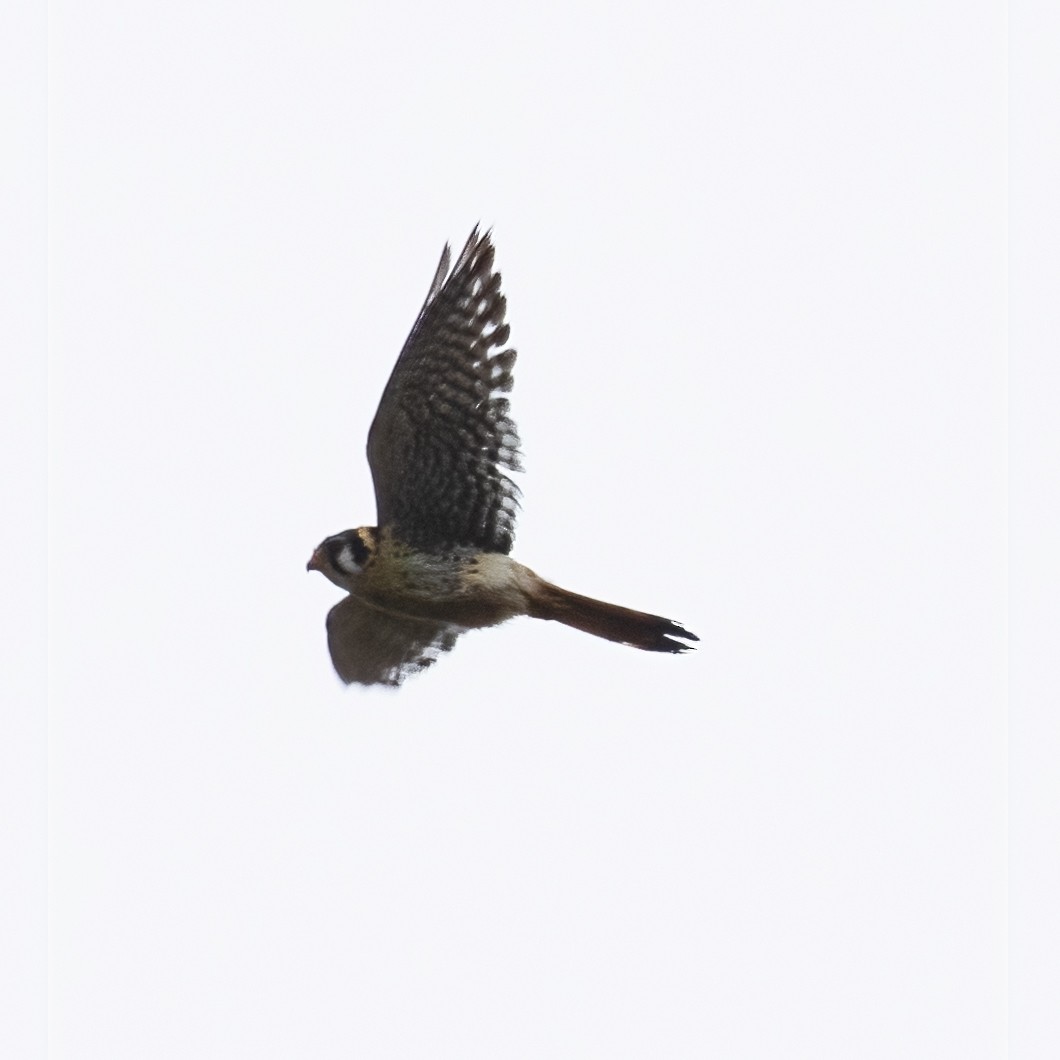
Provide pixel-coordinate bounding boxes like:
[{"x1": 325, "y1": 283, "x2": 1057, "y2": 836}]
[{"x1": 308, "y1": 228, "x2": 697, "y2": 686}]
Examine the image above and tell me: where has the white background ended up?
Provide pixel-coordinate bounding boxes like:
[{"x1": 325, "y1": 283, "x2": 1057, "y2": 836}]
[{"x1": 6, "y1": 0, "x2": 1029, "y2": 1056}]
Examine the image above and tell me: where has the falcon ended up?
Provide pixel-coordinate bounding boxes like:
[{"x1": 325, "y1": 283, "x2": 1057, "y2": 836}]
[{"x1": 308, "y1": 228, "x2": 697, "y2": 686}]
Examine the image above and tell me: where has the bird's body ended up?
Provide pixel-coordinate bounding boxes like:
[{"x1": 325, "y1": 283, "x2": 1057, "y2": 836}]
[
  {"x1": 308, "y1": 229, "x2": 697, "y2": 686},
  {"x1": 316, "y1": 529, "x2": 532, "y2": 628}
]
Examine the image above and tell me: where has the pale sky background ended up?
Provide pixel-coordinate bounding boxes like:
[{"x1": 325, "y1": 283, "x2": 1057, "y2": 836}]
[{"x1": 9, "y1": 0, "x2": 1055, "y2": 1057}]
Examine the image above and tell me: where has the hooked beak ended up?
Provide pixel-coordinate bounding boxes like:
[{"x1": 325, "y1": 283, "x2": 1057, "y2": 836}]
[{"x1": 306, "y1": 546, "x2": 325, "y2": 573}]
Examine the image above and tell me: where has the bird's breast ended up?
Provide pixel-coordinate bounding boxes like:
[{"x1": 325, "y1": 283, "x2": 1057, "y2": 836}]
[{"x1": 358, "y1": 548, "x2": 535, "y2": 630}]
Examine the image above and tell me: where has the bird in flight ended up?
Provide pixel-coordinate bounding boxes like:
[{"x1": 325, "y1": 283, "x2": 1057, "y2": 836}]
[{"x1": 307, "y1": 228, "x2": 697, "y2": 686}]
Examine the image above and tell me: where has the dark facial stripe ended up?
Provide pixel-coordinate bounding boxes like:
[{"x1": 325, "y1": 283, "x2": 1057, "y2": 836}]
[{"x1": 348, "y1": 530, "x2": 371, "y2": 567}]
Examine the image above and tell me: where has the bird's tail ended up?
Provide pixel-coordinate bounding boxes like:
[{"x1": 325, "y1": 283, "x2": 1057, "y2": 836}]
[{"x1": 527, "y1": 578, "x2": 698, "y2": 653}]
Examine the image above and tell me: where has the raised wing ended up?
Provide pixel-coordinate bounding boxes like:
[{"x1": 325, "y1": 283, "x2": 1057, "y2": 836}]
[
  {"x1": 325, "y1": 595, "x2": 463, "y2": 687},
  {"x1": 366, "y1": 228, "x2": 522, "y2": 555}
]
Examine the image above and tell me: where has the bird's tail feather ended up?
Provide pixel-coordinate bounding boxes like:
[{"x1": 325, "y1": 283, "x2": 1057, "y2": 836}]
[{"x1": 527, "y1": 579, "x2": 697, "y2": 653}]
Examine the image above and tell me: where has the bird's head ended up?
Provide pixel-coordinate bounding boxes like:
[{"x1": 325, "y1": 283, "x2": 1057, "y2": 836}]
[{"x1": 306, "y1": 527, "x2": 379, "y2": 591}]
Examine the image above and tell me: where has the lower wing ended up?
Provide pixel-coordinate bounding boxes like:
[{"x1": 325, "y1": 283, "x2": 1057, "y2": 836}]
[{"x1": 325, "y1": 594, "x2": 463, "y2": 687}]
